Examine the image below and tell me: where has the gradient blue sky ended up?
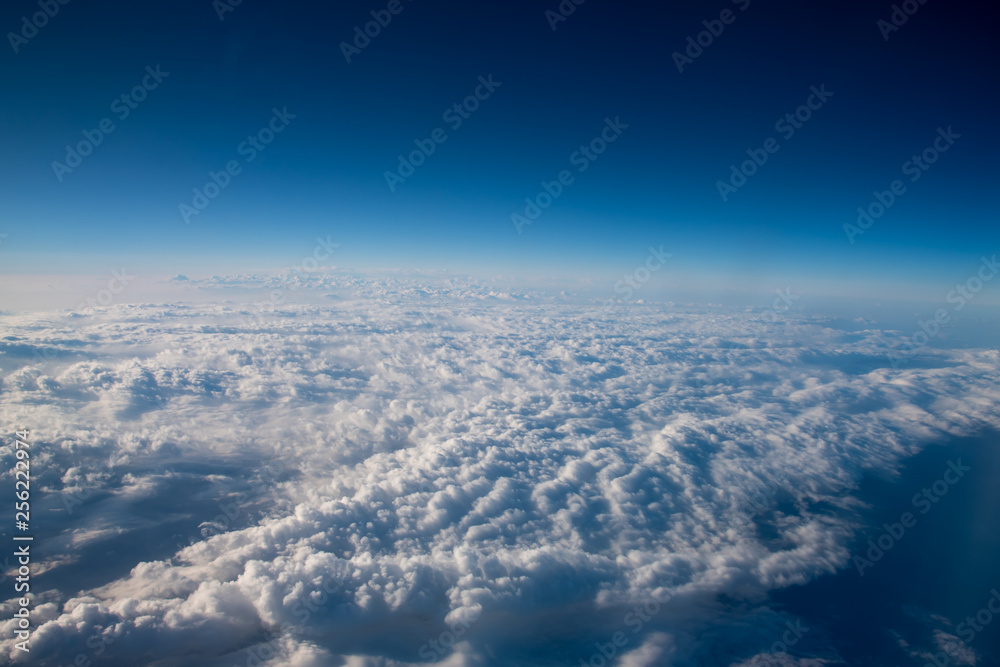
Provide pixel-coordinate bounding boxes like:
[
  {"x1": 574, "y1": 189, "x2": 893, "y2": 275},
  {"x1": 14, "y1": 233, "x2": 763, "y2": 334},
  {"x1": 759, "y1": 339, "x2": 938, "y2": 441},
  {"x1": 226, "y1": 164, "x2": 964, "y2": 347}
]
[{"x1": 1, "y1": 0, "x2": 997, "y2": 299}]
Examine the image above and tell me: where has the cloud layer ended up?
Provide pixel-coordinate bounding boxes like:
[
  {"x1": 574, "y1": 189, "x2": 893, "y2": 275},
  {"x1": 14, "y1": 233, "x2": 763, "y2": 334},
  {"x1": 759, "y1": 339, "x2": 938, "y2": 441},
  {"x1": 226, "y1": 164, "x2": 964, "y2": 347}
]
[{"x1": 2, "y1": 281, "x2": 998, "y2": 665}]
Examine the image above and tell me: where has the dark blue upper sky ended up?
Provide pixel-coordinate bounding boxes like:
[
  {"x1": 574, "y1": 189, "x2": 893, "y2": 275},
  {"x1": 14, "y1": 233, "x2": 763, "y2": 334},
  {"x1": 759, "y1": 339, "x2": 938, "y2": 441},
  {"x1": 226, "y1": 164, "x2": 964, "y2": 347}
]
[{"x1": 2, "y1": 0, "x2": 997, "y2": 299}]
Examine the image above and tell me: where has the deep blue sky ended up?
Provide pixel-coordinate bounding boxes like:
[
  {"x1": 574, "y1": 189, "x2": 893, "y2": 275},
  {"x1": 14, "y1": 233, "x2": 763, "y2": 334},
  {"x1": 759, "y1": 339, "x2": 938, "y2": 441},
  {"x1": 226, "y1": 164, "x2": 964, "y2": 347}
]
[{"x1": 1, "y1": 0, "x2": 997, "y2": 299}]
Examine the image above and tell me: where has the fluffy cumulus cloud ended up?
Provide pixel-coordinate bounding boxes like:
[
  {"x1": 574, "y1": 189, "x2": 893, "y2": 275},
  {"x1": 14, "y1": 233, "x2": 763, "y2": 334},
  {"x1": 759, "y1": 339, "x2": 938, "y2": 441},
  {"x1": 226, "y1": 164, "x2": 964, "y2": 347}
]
[{"x1": 1, "y1": 277, "x2": 998, "y2": 666}]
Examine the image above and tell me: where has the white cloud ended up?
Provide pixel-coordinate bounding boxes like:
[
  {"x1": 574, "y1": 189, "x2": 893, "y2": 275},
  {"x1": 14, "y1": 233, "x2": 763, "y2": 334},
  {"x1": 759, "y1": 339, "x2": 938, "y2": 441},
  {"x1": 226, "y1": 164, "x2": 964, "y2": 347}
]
[{"x1": 1, "y1": 278, "x2": 997, "y2": 665}]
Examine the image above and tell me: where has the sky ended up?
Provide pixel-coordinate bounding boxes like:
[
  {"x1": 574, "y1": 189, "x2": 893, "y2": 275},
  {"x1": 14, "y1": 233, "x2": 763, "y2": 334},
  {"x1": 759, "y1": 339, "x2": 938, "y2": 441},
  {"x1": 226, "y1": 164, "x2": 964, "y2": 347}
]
[
  {"x1": 0, "y1": 0, "x2": 997, "y2": 299},
  {"x1": 1, "y1": 4, "x2": 999, "y2": 664}
]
